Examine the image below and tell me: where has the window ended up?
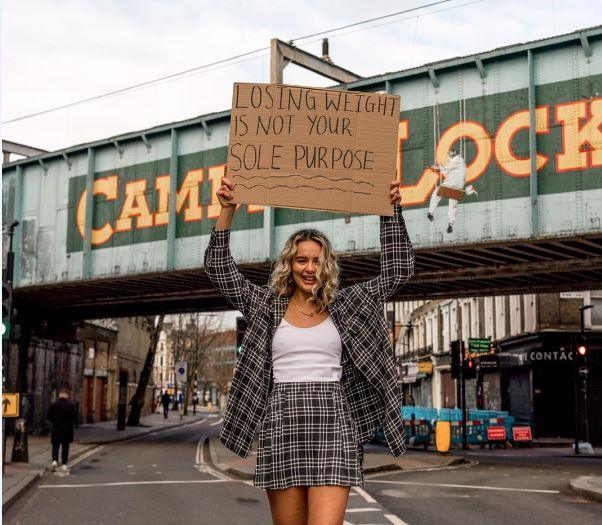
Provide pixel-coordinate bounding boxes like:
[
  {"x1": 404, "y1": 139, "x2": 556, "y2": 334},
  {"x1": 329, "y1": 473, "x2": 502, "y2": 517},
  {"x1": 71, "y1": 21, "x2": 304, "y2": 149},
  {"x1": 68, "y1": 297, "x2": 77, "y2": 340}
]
[
  {"x1": 442, "y1": 306, "x2": 450, "y2": 352},
  {"x1": 461, "y1": 301, "x2": 470, "y2": 345},
  {"x1": 484, "y1": 297, "x2": 494, "y2": 339},
  {"x1": 523, "y1": 294, "x2": 536, "y2": 332},
  {"x1": 509, "y1": 295, "x2": 522, "y2": 335},
  {"x1": 495, "y1": 296, "x2": 506, "y2": 339},
  {"x1": 470, "y1": 299, "x2": 479, "y2": 337},
  {"x1": 450, "y1": 303, "x2": 458, "y2": 341}
]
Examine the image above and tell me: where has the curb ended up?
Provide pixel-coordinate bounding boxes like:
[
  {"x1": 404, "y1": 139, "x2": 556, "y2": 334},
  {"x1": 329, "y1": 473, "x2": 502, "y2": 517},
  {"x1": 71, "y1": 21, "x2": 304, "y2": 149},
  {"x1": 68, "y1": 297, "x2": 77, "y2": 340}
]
[
  {"x1": 2, "y1": 469, "x2": 43, "y2": 513},
  {"x1": 3, "y1": 416, "x2": 212, "y2": 511},
  {"x1": 78, "y1": 415, "x2": 212, "y2": 445},
  {"x1": 205, "y1": 436, "x2": 254, "y2": 480},
  {"x1": 205, "y1": 437, "x2": 469, "y2": 480},
  {"x1": 569, "y1": 476, "x2": 602, "y2": 503},
  {"x1": 362, "y1": 455, "x2": 467, "y2": 474}
]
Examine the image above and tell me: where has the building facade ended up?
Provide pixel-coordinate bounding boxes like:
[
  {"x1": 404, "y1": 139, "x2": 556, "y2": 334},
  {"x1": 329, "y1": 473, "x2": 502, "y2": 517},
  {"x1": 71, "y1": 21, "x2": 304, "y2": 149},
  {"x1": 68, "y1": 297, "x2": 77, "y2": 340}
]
[{"x1": 393, "y1": 291, "x2": 602, "y2": 444}]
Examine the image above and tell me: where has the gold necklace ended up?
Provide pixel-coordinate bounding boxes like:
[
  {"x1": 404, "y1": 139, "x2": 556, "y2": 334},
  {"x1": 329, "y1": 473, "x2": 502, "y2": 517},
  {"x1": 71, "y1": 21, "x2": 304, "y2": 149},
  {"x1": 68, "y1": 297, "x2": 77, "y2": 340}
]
[{"x1": 290, "y1": 297, "x2": 316, "y2": 317}]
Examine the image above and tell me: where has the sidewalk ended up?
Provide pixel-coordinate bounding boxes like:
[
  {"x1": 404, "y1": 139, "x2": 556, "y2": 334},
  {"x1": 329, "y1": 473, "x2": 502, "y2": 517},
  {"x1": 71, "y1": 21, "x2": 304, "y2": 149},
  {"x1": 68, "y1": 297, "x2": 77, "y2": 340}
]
[
  {"x1": 2, "y1": 406, "x2": 218, "y2": 511},
  {"x1": 206, "y1": 436, "x2": 466, "y2": 480},
  {"x1": 570, "y1": 476, "x2": 602, "y2": 503}
]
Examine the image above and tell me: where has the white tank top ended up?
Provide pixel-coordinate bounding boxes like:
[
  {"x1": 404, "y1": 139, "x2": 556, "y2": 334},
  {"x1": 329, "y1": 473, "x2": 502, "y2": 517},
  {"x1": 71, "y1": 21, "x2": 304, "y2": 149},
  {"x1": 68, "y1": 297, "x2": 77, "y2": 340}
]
[{"x1": 272, "y1": 316, "x2": 343, "y2": 382}]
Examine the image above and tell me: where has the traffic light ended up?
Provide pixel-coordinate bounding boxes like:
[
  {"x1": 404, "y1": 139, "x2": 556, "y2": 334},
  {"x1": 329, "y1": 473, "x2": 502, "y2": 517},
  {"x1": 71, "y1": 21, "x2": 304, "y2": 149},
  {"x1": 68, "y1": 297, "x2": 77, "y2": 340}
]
[
  {"x1": 576, "y1": 335, "x2": 588, "y2": 363},
  {"x1": 450, "y1": 340, "x2": 462, "y2": 380},
  {"x1": 2, "y1": 282, "x2": 13, "y2": 339},
  {"x1": 236, "y1": 317, "x2": 248, "y2": 357},
  {"x1": 463, "y1": 354, "x2": 477, "y2": 380}
]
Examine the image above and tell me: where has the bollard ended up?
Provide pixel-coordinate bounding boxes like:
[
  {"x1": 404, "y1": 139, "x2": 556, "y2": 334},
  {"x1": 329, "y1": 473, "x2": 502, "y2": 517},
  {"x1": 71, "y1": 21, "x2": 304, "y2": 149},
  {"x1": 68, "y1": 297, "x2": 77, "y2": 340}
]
[{"x1": 11, "y1": 418, "x2": 29, "y2": 463}]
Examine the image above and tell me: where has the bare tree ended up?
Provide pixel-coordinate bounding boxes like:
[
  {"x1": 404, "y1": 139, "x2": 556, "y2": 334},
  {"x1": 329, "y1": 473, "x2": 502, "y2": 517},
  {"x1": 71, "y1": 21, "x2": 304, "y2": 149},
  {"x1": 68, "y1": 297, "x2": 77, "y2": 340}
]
[
  {"x1": 127, "y1": 314, "x2": 165, "y2": 426},
  {"x1": 166, "y1": 314, "x2": 222, "y2": 415},
  {"x1": 203, "y1": 331, "x2": 236, "y2": 408}
]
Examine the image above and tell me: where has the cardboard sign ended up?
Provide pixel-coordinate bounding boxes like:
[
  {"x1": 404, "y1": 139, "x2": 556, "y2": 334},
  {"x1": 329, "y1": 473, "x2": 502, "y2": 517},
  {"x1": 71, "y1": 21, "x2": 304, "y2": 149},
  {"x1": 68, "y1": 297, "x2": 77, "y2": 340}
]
[
  {"x1": 227, "y1": 83, "x2": 401, "y2": 216},
  {"x1": 512, "y1": 426, "x2": 533, "y2": 441},
  {"x1": 487, "y1": 426, "x2": 506, "y2": 441}
]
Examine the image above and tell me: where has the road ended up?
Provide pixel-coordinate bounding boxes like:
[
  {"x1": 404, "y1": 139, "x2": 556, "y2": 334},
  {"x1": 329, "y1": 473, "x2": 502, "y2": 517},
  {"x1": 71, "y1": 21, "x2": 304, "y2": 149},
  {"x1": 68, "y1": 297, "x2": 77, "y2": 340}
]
[{"x1": 4, "y1": 414, "x2": 602, "y2": 525}]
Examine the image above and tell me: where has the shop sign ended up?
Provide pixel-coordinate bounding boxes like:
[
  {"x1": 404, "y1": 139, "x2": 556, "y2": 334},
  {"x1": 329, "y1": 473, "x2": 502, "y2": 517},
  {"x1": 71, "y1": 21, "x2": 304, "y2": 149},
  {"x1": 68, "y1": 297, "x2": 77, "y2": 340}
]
[
  {"x1": 528, "y1": 350, "x2": 572, "y2": 362},
  {"x1": 418, "y1": 361, "x2": 433, "y2": 374},
  {"x1": 478, "y1": 355, "x2": 498, "y2": 369},
  {"x1": 84, "y1": 368, "x2": 94, "y2": 377}
]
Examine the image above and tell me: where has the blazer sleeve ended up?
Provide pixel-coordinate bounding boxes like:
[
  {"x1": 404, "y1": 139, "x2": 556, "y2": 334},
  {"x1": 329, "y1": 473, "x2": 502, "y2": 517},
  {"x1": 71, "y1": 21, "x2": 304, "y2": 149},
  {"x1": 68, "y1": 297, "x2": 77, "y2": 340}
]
[
  {"x1": 203, "y1": 226, "x2": 269, "y2": 319},
  {"x1": 355, "y1": 203, "x2": 414, "y2": 304}
]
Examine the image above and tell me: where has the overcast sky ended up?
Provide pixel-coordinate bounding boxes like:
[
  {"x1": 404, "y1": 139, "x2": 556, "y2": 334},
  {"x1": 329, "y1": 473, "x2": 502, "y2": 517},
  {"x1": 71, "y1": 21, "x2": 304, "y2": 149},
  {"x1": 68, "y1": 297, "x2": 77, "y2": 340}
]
[{"x1": 2, "y1": 0, "x2": 602, "y2": 155}]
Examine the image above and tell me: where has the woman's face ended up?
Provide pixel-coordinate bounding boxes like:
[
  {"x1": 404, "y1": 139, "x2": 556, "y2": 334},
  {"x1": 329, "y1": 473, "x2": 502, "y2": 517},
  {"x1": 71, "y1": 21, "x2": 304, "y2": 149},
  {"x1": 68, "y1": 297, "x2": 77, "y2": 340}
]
[{"x1": 291, "y1": 240, "x2": 322, "y2": 294}]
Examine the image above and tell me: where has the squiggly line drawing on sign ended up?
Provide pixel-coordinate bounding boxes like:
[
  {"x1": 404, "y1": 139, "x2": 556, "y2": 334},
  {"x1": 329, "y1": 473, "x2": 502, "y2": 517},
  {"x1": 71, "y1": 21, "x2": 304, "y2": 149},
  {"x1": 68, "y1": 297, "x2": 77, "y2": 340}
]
[
  {"x1": 234, "y1": 173, "x2": 375, "y2": 188},
  {"x1": 235, "y1": 183, "x2": 372, "y2": 196}
]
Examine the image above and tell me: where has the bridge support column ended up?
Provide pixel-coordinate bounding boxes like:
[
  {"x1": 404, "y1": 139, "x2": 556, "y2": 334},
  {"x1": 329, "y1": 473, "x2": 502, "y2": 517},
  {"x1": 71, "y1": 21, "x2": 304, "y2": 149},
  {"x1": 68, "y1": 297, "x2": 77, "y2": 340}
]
[
  {"x1": 527, "y1": 49, "x2": 539, "y2": 237},
  {"x1": 83, "y1": 148, "x2": 95, "y2": 279},
  {"x1": 167, "y1": 129, "x2": 178, "y2": 270},
  {"x1": 13, "y1": 165, "x2": 24, "y2": 285}
]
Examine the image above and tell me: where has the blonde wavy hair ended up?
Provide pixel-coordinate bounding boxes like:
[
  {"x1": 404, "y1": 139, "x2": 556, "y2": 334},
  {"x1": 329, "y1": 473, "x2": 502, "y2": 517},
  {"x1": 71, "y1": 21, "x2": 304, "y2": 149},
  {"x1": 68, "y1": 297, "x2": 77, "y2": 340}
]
[{"x1": 269, "y1": 229, "x2": 340, "y2": 312}]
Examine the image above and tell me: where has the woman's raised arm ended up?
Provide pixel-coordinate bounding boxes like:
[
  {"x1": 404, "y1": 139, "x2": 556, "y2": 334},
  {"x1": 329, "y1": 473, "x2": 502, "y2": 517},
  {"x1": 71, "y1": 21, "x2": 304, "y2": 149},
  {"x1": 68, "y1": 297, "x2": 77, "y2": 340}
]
[
  {"x1": 356, "y1": 181, "x2": 415, "y2": 303},
  {"x1": 203, "y1": 177, "x2": 269, "y2": 318}
]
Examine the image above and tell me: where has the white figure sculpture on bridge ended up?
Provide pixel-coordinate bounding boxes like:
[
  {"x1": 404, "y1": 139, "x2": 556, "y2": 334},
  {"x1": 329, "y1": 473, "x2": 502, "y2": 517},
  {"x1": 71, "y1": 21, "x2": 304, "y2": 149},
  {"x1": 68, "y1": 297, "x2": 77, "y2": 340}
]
[{"x1": 427, "y1": 149, "x2": 477, "y2": 233}]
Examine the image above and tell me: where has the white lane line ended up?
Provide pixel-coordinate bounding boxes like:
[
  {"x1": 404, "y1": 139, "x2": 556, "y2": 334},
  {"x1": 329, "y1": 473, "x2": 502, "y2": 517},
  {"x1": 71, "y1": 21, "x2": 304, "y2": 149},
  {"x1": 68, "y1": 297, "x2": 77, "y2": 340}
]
[
  {"x1": 367, "y1": 480, "x2": 559, "y2": 494},
  {"x1": 352, "y1": 486, "x2": 377, "y2": 503},
  {"x1": 385, "y1": 514, "x2": 410, "y2": 525},
  {"x1": 346, "y1": 508, "x2": 381, "y2": 513},
  {"x1": 40, "y1": 480, "x2": 227, "y2": 488},
  {"x1": 209, "y1": 417, "x2": 224, "y2": 427}
]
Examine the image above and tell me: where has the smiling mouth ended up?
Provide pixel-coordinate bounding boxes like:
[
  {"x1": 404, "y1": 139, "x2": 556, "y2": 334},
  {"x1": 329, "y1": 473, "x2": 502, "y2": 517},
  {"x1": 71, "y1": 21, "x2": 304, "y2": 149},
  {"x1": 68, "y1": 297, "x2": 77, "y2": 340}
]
[{"x1": 301, "y1": 276, "x2": 316, "y2": 284}]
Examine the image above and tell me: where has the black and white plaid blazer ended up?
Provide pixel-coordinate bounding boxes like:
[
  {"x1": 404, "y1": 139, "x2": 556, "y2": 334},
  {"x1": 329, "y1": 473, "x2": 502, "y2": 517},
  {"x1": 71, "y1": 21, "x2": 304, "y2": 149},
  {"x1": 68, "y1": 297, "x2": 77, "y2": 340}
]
[{"x1": 204, "y1": 203, "x2": 414, "y2": 459}]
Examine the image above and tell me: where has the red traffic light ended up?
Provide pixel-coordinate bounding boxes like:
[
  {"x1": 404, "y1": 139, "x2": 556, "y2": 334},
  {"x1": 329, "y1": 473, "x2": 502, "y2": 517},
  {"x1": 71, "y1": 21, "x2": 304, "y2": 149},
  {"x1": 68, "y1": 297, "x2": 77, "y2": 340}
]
[{"x1": 577, "y1": 345, "x2": 587, "y2": 356}]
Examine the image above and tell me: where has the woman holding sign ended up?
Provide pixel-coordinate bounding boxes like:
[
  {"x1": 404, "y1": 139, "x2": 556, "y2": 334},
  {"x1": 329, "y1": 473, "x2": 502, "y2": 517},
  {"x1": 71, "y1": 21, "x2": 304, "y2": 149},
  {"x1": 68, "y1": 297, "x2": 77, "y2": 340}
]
[{"x1": 205, "y1": 177, "x2": 414, "y2": 525}]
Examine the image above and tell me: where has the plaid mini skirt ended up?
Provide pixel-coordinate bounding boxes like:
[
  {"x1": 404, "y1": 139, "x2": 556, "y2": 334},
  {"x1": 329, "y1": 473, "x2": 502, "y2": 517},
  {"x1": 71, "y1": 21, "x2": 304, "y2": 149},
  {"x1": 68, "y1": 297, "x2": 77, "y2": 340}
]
[{"x1": 253, "y1": 380, "x2": 364, "y2": 490}]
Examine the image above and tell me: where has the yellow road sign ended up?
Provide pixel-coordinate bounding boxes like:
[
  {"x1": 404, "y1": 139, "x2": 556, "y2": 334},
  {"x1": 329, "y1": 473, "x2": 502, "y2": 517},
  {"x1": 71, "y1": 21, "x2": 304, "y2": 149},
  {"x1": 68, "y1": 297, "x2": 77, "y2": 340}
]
[{"x1": 2, "y1": 393, "x2": 20, "y2": 418}]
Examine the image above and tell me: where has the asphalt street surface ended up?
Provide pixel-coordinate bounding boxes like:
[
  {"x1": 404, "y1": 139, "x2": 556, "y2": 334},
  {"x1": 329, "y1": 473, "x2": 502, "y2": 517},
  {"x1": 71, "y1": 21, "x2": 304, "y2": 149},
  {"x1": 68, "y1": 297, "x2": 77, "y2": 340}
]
[{"x1": 4, "y1": 414, "x2": 602, "y2": 525}]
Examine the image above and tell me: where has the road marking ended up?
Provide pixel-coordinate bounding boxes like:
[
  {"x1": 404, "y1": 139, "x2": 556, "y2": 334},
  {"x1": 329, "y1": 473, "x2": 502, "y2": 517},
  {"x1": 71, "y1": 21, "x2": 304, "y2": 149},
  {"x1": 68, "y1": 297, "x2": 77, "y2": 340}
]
[
  {"x1": 68, "y1": 445, "x2": 106, "y2": 468},
  {"x1": 367, "y1": 480, "x2": 559, "y2": 494},
  {"x1": 40, "y1": 479, "x2": 228, "y2": 489},
  {"x1": 209, "y1": 417, "x2": 224, "y2": 427},
  {"x1": 352, "y1": 486, "x2": 377, "y2": 503},
  {"x1": 385, "y1": 514, "x2": 410, "y2": 525},
  {"x1": 195, "y1": 436, "x2": 232, "y2": 482},
  {"x1": 126, "y1": 417, "x2": 209, "y2": 442},
  {"x1": 345, "y1": 508, "x2": 380, "y2": 513}
]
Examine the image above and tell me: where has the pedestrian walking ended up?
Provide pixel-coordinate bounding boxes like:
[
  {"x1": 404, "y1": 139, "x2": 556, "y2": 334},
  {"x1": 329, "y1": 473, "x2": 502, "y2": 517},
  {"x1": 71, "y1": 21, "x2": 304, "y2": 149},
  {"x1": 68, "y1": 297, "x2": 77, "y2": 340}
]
[
  {"x1": 192, "y1": 392, "x2": 198, "y2": 415},
  {"x1": 204, "y1": 176, "x2": 414, "y2": 524},
  {"x1": 160, "y1": 391, "x2": 171, "y2": 419},
  {"x1": 46, "y1": 386, "x2": 77, "y2": 473}
]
